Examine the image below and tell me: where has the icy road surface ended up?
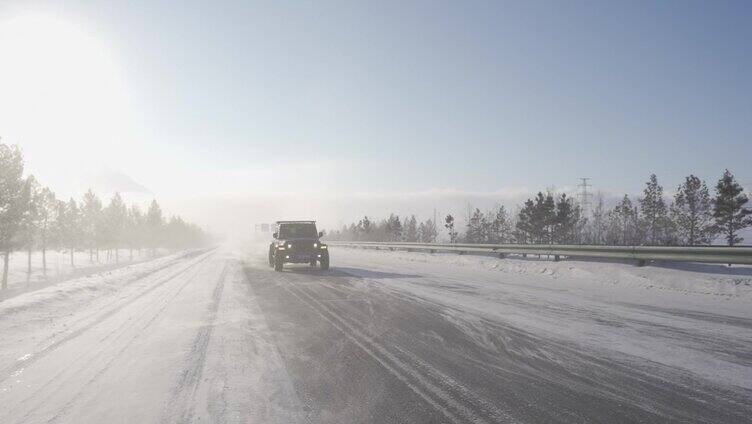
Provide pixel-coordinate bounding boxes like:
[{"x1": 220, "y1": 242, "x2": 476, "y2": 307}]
[{"x1": 0, "y1": 245, "x2": 750, "y2": 423}]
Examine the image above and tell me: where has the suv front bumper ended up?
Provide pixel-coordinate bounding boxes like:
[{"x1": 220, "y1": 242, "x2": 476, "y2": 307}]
[{"x1": 275, "y1": 246, "x2": 327, "y2": 263}]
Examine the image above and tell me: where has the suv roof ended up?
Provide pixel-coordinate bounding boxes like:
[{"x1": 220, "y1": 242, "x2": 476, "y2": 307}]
[{"x1": 275, "y1": 220, "x2": 316, "y2": 224}]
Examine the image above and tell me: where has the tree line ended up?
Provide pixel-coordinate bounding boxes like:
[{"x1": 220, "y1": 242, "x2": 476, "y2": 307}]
[
  {"x1": 0, "y1": 142, "x2": 209, "y2": 289},
  {"x1": 327, "y1": 214, "x2": 440, "y2": 244},
  {"x1": 327, "y1": 171, "x2": 752, "y2": 247}
]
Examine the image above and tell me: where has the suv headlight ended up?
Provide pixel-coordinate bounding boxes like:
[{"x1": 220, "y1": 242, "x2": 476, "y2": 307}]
[
  {"x1": 320, "y1": 244, "x2": 327, "y2": 249},
  {"x1": 287, "y1": 243, "x2": 293, "y2": 249}
]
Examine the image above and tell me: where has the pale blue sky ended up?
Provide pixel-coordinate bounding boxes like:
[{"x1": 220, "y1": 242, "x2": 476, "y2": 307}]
[{"x1": 1, "y1": 0, "x2": 751, "y2": 229}]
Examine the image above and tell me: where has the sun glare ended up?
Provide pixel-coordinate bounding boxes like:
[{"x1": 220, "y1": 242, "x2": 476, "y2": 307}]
[{"x1": 0, "y1": 13, "x2": 133, "y2": 183}]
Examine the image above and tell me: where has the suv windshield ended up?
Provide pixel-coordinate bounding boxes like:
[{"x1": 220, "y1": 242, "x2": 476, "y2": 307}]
[{"x1": 278, "y1": 223, "x2": 318, "y2": 239}]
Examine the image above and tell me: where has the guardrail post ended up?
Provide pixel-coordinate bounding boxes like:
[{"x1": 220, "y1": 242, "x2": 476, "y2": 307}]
[{"x1": 554, "y1": 255, "x2": 560, "y2": 262}]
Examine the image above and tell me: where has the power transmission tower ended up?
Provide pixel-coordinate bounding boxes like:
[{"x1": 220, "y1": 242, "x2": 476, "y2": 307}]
[{"x1": 577, "y1": 178, "x2": 593, "y2": 217}]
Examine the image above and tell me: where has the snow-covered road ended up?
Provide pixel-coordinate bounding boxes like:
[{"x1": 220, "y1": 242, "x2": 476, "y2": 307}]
[{"x1": 0, "y1": 244, "x2": 750, "y2": 423}]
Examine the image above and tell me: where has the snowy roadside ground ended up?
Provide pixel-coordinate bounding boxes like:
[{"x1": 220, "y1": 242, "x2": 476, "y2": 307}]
[
  {"x1": 333, "y1": 247, "x2": 752, "y2": 299},
  {"x1": 1, "y1": 248, "x2": 171, "y2": 301},
  {"x1": 0, "y1": 249, "x2": 212, "y2": 373},
  {"x1": 330, "y1": 247, "x2": 752, "y2": 391},
  {"x1": 0, "y1": 247, "x2": 306, "y2": 424}
]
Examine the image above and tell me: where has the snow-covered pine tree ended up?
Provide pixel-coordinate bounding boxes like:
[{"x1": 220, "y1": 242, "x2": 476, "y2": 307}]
[
  {"x1": 542, "y1": 193, "x2": 556, "y2": 244},
  {"x1": 670, "y1": 175, "x2": 715, "y2": 245},
  {"x1": 37, "y1": 186, "x2": 57, "y2": 276},
  {"x1": 127, "y1": 204, "x2": 144, "y2": 260},
  {"x1": 0, "y1": 142, "x2": 27, "y2": 290},
  {"x1": 58, "y1": 198, "x2": 82, "y2": 266},
  {"x1": 418, "y1": 218, "x2": 438, "y2": 243},
  {"x1": 554, "y1": 193, "x2": 581, "y2": 244},
  {"x1": 81, "y1": 189, "x2": 103, "y2": 262},
  {"x1": 480, "y1": 211, "x2": 493, "y2": 243},
  {"x1": 576, "y1": 192, "x2": 607, "y2": 245},
  {"x1": 515, "y1": 199, "x2": 535, "y2": 243},
  {"x1": 712, "y1": 170, "x2": 752, "y2": 246},
  {"x1": 105, "y1": 193, "x2": 128, "y2": 263},
  {"x1": 639, "y1": 174, "x2": 673, "y2": 245},
  {"x1": 465, "y1": 208, "x2": 485, "y2": 243},
  {"x1": 18, "y1": 176, "x2": 40, "y2": 279},
  {"x1": 588, "y1": 193, "x2": 607, "y2": 245},
  {"x1": 385, "y1": 214, "x2": 402, "y2": 242},
  {"x1": 529, "y1": 192, "x2": 555, "y2": 243},
  {"x1": 404, "y1": 215, "x2": 418, "y2": 242},
  {"x1": 444, "y1": 214, "x2": 458, "y2": 243},
  {"x1": 357, "y1": 216, "x2": 372, "y2": 241},
  {"x1": 51, "y1": 200, "x2": 66, "y2": 258},
  {"x1": 146, "y1": 199, "x2": 165, "y2": 256},
  {"x1": 490, "y1": 205, "x2": 511, "y2": 244},
  {"x1": 607, "y1": 195, "x2": 640, "y2": 245}
]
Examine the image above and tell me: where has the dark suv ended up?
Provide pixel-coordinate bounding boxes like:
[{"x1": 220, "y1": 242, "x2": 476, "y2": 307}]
[{"x1": 268, "y1": 221, "x2": 329, "y2": 271}]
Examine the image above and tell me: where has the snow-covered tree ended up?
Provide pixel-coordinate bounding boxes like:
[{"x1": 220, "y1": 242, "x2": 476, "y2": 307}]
[
  {"x1": 519, "y1": 192, "x2": 556, "y2": 243},
  {"x1": 605, "y1": 195, "x2": 640, "y2": 245},
  {"x1": 444, "y1": 214, "x2": 458, "y2": 243},
  {"x1": 465, "y1": 208, "x2": 487, "y2": 243},
  {"x1": 541, "y1": 192, "x2": 556, "y2": 243},
  {"x1": 515, "y1": 199, "x2": 535, "y2": 243},
  {"x1": 104, "y1": 193, "x2": 128, "y2": 262},
  {"x1": 146, "y1": 199, "x2": 165, "y2": 256},
  {"x1": 489, "y1": 205, "x2": 511, "y2": 244},
  {"x1": 126, "y1": 204, "x2": 144, "y2": 260},
  {"x1": 356, "y1": 216, "x2": 372, "y2": 240},
  {"x1": 585, "y1": 193, "x2": 607, "y2": 244},
  {"x1": 57, "y1": 199, "x2": 82, "y2": 267},
  {"x1": 418, "y1": 218, "x2": 438, "y2": 243},
  {"x1": 81, "y1": 189, "x2": 103, "y2": 262},
  {"x1": 403, "y1": 215, "x2": 418, "y2": 242},
  {"x1": 0, "y1": 142, "x2": 207, "y2": 285},
  {"x1": 0, "y1": 142, "x2": 27, "y2": 289},
  {"x1": 712, "y1": 170, "x2": 752, "y2": 246},
  {"x1": 18, "y1": 176, "x2": 40, "y2": 279},
  {"x1": 36, "y1": 186, "x2": 57, "y2": 275},
  {"x1": 554, "y1": 193, "x2": 581, "y2": 244},
  {"x1": 639, "y1": 174, "x2": 674, "y2": 245},
  {"x1": 670, "y1": 175, "x2": 715, "y2": 245},
  {"x1": 385, "y1": 214, "x2": 402, "y2": 242}
]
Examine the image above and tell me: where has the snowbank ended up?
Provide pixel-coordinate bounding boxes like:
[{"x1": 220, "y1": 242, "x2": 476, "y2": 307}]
[
  {"x1": 334, "y1": 247, "x2": 752, "y2": 300},
  {"x1": 1, "y1": 249, "x2": 171, "y2": 297},
  {"x1": 0, "y1": 251, "x2": 193, "y2": 316}
]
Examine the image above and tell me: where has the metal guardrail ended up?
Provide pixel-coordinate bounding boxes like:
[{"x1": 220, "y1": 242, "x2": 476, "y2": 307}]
[{"x1": 327, "y1": 241, "x2": 752, "y2": 265}]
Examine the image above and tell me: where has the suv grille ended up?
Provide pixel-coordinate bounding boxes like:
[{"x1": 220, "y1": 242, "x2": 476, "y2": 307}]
[{"x1": 289, "y1": 241, "x2": 315, "y2": 253}]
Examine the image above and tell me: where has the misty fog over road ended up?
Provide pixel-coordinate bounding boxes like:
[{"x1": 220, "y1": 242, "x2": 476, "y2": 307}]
[{"x1": 1, "y1": 244, "x2": 749, "y2": 424}]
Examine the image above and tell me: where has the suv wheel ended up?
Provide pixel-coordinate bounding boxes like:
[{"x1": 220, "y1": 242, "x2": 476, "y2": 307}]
[
  {"x1": 319, "y1": 251, "x2": 330, "y2": 270},
  {"x1": 274, "y1": 254, "x2": 284, "y2": 272}
]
